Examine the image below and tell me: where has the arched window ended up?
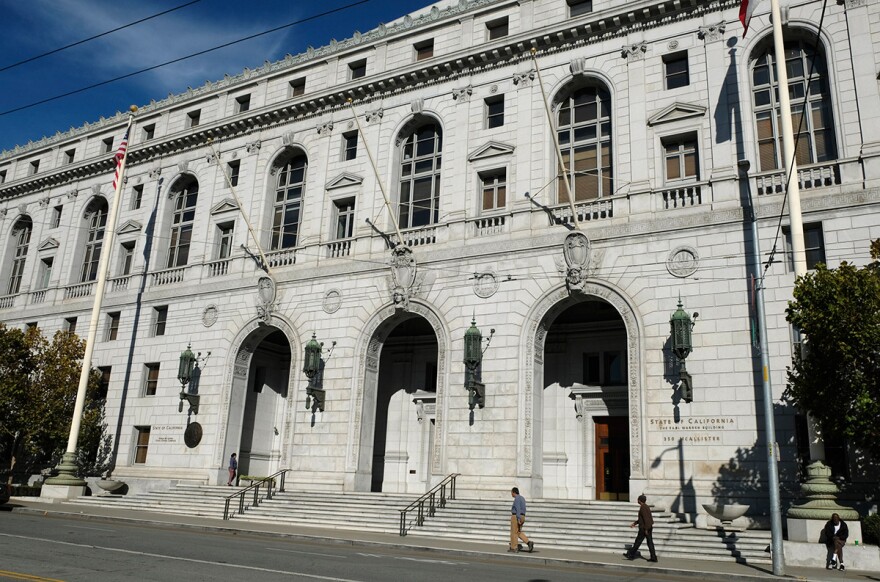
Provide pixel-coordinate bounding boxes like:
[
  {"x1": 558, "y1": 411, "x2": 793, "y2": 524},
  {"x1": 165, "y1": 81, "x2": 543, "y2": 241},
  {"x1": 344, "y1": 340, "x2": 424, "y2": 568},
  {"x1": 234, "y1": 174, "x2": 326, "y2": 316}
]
[
  {"x1": 80, "y1": 198, "x2": 108, "y2": 282},
  {"x1": 167, "y1": 177, "x2": 198, "y2": 268},
  {"x1": 751, "y1": 39, "x2": 837, "y2": 171},
  {"x1": 398, "y1": 123, "x2": 442, "y2": 229},
  {"x1": 271, "y1": 153, "x2": 307, "y2": 250},
  {"x1": 557, "y1": 85, "x2": 613, "y2": 201},
  {"x1": 6, "y1": 217, "x2": 32, "y2": 295}
]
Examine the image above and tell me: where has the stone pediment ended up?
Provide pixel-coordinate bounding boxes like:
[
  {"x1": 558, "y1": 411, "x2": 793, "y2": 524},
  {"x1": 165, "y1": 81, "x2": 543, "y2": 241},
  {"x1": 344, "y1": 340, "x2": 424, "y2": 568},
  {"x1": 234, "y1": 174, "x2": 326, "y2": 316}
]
[
  {"x1": 116, "y1": 220, "x2": 142, "y2": 235},
  {"x1": 325, "y1": 172, "x2": 363, "y2": 190},
  {"x1": 468, "y1": 141, "x2": 515, "y2": 162},
  {"x1": 647, "y1": 102, "x2": 707, "y2": 126},
  {"x1": 211, "y1": 198, "x2": 239, "y2": 215},
  {"x1": 38, "y1": 237, "x2": 59, "y2": 251}
]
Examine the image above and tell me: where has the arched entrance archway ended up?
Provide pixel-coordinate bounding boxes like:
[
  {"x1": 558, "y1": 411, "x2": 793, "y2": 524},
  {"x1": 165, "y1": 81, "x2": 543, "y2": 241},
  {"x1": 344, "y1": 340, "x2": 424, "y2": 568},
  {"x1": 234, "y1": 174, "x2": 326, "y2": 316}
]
[
  {"x1": 346, "y1": 303, "x2": 450, "y2": 493},
  {"x1": 521, "y1": 284, "x2": 646, "y2": 500},
  {"x1": 219, "y1": 319, "x2": 298, "y2": 484}
]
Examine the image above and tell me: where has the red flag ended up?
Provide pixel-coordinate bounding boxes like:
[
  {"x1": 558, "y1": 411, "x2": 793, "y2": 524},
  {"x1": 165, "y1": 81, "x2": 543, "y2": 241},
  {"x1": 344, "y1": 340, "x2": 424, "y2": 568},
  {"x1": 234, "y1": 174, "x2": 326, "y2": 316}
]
[
  {"x1": 740, "y1": 0, "x2": 759, "y2": 37},
  {"x1": 111, "y1": 130, "x2": 129, "y2": 191}
]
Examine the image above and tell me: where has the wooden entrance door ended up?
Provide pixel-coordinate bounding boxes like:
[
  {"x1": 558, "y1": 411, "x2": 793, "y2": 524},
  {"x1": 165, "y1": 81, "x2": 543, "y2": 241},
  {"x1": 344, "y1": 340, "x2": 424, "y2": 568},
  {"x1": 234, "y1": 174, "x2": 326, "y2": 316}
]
[{"x1": 595, "y1": 416, "x2": 630, "y2": 501}]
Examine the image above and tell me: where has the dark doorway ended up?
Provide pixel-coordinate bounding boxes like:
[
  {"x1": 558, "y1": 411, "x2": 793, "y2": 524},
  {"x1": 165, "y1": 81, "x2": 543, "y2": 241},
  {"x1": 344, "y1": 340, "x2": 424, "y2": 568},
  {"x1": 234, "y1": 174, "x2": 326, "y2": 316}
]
[{"x1": 595, "y1": 416, "x2": 630, "y2": 501}]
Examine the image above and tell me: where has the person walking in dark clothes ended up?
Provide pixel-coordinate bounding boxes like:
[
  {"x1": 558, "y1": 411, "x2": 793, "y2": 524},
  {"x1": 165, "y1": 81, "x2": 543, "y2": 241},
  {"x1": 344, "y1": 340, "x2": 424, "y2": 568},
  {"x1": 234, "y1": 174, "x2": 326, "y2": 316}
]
[
  {"x1": 227, "y1": 453, "x2": 237, "y2": 486},
  {"x1": 824, "y1": 513, "x2": 849, "y2": 570},
  {"x1": 509, "y1": 487, "x2": 534, "y2": 553},
  {"x1": 625, "y1": 494, "x2": 657, "y2": 562}
]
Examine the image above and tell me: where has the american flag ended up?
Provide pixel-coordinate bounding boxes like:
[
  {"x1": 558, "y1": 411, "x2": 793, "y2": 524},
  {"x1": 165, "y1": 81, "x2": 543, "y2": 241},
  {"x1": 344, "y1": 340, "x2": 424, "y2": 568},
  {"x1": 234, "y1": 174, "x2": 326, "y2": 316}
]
[
  {"x1": 111, "y1": 130, "x2": 129, "y2": 191},
  {"x1": 739, "y1": 0, "x2": 761, "y2": 37}
]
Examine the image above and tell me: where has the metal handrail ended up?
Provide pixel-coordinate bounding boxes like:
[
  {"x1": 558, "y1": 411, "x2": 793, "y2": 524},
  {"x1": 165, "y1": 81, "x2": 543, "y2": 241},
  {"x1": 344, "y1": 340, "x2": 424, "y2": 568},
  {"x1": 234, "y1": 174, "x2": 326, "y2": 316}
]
[
  {"x1": 398, "y1": 473, "x2": 460, "y2": 536},
  {"x1": 223, "y1": 469, "x2": 289, "y2": 520}
]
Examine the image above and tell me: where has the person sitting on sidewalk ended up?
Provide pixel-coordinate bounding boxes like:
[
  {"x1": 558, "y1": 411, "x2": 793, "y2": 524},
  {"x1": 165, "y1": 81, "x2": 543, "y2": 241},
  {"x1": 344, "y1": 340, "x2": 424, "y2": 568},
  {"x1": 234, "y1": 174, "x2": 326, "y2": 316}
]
[{"x1": 824, "y1": 513, "x2": 849, "y2": 571}]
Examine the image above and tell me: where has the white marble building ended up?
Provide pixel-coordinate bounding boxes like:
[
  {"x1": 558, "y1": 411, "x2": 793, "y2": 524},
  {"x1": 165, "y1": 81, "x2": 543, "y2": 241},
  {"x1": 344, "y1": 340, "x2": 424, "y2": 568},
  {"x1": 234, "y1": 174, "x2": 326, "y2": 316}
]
[{"x1": 1, "y1": 0, "x2": 879, "y2": 517}]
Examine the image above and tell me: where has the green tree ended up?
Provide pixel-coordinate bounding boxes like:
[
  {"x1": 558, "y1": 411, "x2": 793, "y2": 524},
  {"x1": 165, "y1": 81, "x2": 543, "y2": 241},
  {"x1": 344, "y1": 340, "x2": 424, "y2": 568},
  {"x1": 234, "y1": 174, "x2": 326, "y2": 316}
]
[
  {"x1": 785, "y1": 239, "x2": 880, "y2": 460},
  {"x1": 0, "y1": 324, "x2": 103, "y2": 482}
]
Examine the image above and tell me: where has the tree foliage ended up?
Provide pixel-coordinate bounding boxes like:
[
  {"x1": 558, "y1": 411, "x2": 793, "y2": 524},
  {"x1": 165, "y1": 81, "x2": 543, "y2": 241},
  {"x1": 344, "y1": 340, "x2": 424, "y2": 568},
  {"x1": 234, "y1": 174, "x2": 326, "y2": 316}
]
[
  {"x1": 0, "y1": 325, "x2": 105, "y2": 482},
  {"x1": 784, "y1": 240, "x2": 880, "y2": 460}
]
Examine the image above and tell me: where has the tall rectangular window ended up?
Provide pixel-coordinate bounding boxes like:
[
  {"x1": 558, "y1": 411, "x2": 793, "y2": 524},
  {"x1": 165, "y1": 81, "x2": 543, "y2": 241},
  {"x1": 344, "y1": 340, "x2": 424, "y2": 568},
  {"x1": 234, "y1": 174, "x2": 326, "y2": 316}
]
[
  {"x1": 7, "y1": 219, "x2": 32, "y2": 295},
  {"x1": 38, "y1": 257, "x2": 53, "y2": 289},
  {"x1": 485, "y1": 96, "x2": 505, "y2": 129},
  {"x1": 235, "y1": 94, "x2": 251, "y2": 113},
  {"x1": 142, "y1": 124, "x2": 155, "y2": 141},
  {"x1": 342, "y1": 131, "x2": 358, "y2": 161},
  {"x1": 567, "y1": 0, "x2": 592, "y2": 16},
  {"x1": 51, "y1": 205, "x2": 63, "y2": 228},
  {"x1": 227, "y1": 160, "x2": 241, "y2": 187},
  {"x1": 167, "y1": 181, "x2": 198, "y2": 268},
  {"x1": 143, "y1": 364, "x2": 160, "y2": 396},
  {"x1": 486, "y1": 17, "x2": 509, "y2": 40},
  {"x1": 480, "y1": 169, "x2": 507, "y2": 211},
  {"x1": 784, "y1": 223, "x2": 826, "y2": 272},
  {"x1": 414, "y1": 40, "x2": 434, "y2": 62},
  {"x1": 664, "y1": 51, "x2": 690, "y2": 90},
  {"x1": 65, "y1": 317, "x2": 77, "y2": 334},
  {"x1": 134, "y1": 426, "x2": 150, "y2": 463},
  {"x1": 217, "y1": 222, "x2": 235, "y2": 259},
  {"x1": 186, "y1": 110, "x2": 201, "y2": 128},
  {"x1": 663, "y1": 137, "x2": 699, "y2": 182},
  {"x1": 131, "y1": 185, "x2": 143, "y2": 210},
  {"x1": 289, "y1": 77, "x2": 305, "y2": 97},
  {"x1": 334, "y1": 199, "x2": 356, "y2": 239},
  {"x1": 63, "y1": 149, "x2": 76, "y2": 164},
  {"x1": 120, "y1": 241, "x2": 135, "y2": 275},
  {"x1": 102, "y1": 137, "x2": 114, "y2": 153},
  {"x1": 348, "y1": 59, "x2": 366, "y2": 80},
  {"x1": 97, "y1": 366, "x2": 112, "y2": 399},
  {"x1": 153, "y1": 306, "x2": 168, "y2": 337},
  {"x1": 106, "y1": 312, "x2": 120, "y2": 341}
]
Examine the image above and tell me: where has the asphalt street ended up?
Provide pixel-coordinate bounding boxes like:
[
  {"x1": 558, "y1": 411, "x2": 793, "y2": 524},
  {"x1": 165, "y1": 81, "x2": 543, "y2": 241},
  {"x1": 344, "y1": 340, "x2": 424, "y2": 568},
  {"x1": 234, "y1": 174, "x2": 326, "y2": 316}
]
[{"x1": 1, "y1": 511, "x2": 724, "y2": 582}]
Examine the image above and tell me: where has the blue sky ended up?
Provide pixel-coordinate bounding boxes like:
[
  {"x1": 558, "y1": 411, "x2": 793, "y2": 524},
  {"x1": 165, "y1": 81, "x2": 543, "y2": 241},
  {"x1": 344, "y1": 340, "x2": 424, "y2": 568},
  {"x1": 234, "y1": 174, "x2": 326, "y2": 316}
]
[{"x1": 0, "y1": 0, "x2": 433, "y2": 153}]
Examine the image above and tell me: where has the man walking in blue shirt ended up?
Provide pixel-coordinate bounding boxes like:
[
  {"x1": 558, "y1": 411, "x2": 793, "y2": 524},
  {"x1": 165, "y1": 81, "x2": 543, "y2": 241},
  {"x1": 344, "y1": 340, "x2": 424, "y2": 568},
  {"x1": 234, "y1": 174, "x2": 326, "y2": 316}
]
[{"x1": 509, "y1": 487, "x2": 534, "y2": 553}]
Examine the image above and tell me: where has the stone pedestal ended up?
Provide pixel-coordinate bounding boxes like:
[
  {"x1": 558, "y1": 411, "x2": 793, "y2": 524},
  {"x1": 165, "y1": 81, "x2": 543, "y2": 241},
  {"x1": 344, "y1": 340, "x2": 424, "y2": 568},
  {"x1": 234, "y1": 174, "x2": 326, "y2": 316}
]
[
  {"x1": 786, "y1": 460, "x2": 859, "y2": 529},
  {"x1": 787, "y1": 517, "x2": 863, "y2": 544},
  {"x1": 39, "y1": 483, "x2": 86, "y2": 501},
  {"x1": 784, "y1": 540, "x2": 880, "y2": 571}
]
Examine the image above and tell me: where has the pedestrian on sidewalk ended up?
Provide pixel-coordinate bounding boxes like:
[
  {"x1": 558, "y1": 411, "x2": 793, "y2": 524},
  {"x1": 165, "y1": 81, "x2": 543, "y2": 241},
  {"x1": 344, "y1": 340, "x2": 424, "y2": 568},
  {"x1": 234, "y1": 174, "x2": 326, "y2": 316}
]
[
  {"x1": 625, "y1": 494, "x2": 657, "y2": 562},
  {"x1": 509, "y1": 487, "x2": 534, "y2": 553},
  {"x1": 824, "y1": 513, "x2": 849, "y2": 571},
  {"x1": 227, "y1": 453, "x2": 237, "y2": 486}
]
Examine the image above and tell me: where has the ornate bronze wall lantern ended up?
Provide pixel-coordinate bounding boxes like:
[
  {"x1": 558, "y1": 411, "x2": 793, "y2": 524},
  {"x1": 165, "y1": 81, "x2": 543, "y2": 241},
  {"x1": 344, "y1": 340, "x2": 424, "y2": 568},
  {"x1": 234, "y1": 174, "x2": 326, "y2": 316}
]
[
  {"x1": 463, "y1": 318, "x2": 495, "y2": 410},
  {"x1": 669, "y1": 298, "x2": 698, "y2": 403},
  {"x1": 178, "y1": 343, "x2": 210, "y2": 415},
  {"x1": 302, "y1": 333, "x2": 335, "y2": 412}
]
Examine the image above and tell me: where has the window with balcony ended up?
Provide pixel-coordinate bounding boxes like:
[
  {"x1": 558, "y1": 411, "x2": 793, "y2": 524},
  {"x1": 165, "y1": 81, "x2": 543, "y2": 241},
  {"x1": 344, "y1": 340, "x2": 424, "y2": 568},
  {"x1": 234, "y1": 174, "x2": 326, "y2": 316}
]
[
  {"x1": 270, "y1": 151, "x2": 308, "y2": 250},
  {"x1": 166, "y1": 177, "x2": 199, "y2": 268},
  {"x1": 480, "y1": 169, "x2": 507, "y2": 212},
  {"x1": 80, "y1": 198, "x2": 109, "y2": 282},
  {"x1": 556, "y1": 83, "x2": 613, "y2": 202},
  {"x1": 217, "y1": 222, "x2": 235, "y2": 259},
  {"x1": 334, "y1": 198, "x2": 356, "y2": 240},
  {"x1": 398, "y1": 123, "x2": 442, "y2": 229},
  {"x1": 663, "y1": 135, "x2": 699, "y2": 182},
  {"x1": 119, "y1": 241, "x2": 135, "y2": 276},
  {"x1": 5, "y1": 217, "x2": 32, "y2": 295},
  {"x1": 38, "y1": 257, "x2": 53, "y2": 289},
  {"x1": 751, "y1": 38, "x2": 837, "y2": 171}
]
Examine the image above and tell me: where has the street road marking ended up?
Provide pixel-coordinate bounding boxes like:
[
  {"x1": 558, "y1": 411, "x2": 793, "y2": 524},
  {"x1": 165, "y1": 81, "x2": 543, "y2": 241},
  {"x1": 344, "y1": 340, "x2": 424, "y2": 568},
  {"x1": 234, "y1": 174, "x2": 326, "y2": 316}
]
[
  {"x1": 267, "y1": 547, "x2": 347, "y2": 559},
  {"x1": 356, "y1": 553, "x2": 463, "y2": 566},
  {"x1": 0, "y1": 533, "x2": 363, "y2": 582},
  {"x1": 0, "y1": 570, "x2": 64, "y2": 582},
  {"x1": 65, "y1": 525, "x2": 114, "y2": 532}
]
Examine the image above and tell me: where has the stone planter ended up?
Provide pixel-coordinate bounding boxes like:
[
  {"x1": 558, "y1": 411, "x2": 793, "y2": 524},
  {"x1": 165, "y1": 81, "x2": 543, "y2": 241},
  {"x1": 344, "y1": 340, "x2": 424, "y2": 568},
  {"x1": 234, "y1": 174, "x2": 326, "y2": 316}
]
[
  {"x1": 702, "y1": 503, "x2": 750, "y2": 530},
  {"x1": 95, "y1": 479, "x2": 126, "y2": 493}
]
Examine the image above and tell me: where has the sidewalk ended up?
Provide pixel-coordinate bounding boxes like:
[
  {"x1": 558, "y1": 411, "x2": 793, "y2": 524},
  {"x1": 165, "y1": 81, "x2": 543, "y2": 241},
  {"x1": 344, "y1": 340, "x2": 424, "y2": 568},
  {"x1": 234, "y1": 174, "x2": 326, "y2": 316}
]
[{"x1": 4, "y1": 497, "x2": 875, "y2": 582}]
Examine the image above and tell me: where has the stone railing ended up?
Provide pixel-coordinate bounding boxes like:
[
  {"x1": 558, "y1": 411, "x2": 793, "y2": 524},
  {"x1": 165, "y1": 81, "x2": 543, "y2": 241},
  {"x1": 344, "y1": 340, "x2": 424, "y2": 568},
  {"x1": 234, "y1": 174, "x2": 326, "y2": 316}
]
[
  {"x1": 150, "y1": 265, "x2": 187, "y2": 287},
  {"x1": 205, "y1": 258, "x2": 230, "y2": 277},
  {"x1": 64, "y1": 281, "x2": 95, "y2": 299},
  {"x1": 472, "y1": 214, "x2": 507, "y2": 237},
  {"x1": 658, "y1": 182, "x2": 703, "y2": 210},
  {"x1": 403, "y1": 225, "x2": 437, "y2": 247},
  {"x1": 755, "y1": 162, "x2": 840, "y2": 196},
  {"x1": 265, "y1": 248, "x2": 297, "y2": 268},
  {"x1": 552, "y1": 198, "x2": 614, "y2": 225},
  {"x1": 109, "y1": 276, "x2": 130, "y2": 292},
  {"x1": 0, "y1": 294, "x2": 16, "y2": 309},
  {"x1": 326, "y1": 239, "x2": 352, "y2": 258},
  {"x1": 30, "y1": 289, "x2": 47, "y2": 304}
]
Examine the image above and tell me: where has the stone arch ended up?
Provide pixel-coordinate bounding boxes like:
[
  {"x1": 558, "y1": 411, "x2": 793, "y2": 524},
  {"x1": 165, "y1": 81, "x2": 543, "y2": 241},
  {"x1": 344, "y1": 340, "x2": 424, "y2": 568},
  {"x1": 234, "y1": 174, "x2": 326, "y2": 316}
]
[
  {"x1": 216, "y1": 314, "x2": 302, "y2": 474},
  {"x1": 520, "y1": 281, "x2": 646, "y2": 495},
  {"x1": 345, "y1": 300, "x2": 451, "y2": 491}
]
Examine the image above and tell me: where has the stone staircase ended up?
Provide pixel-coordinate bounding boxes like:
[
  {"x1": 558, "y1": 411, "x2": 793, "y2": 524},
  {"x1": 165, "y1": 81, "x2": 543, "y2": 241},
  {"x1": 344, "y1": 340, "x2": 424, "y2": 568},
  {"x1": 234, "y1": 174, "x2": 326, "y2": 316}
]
[{"x1": 68, "y1": 483, "x2": 771, "y2": 565}]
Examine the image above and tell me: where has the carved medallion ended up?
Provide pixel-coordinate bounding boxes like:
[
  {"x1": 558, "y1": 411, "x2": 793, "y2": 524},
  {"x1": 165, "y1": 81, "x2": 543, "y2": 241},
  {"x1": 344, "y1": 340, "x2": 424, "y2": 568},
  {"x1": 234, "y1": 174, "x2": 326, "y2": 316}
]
[
  {"x1": 666, "y1": 246, "x2": 700, "y2": 278},
  {"x1": 563, "y1": 232, "x2": 592, "y2": 294},
  {"x1": 256, "y1": 276, "x2": 277, "y2": 321},
  {"x1": 323, "y1": 289, "x2": 342, "y2": 314},
  {"x1": 473, "y1": 271, "x2": 499, "y2": 298},
  {"x1": 202, "y1": 305, "x2": 218, "y2": 327}
]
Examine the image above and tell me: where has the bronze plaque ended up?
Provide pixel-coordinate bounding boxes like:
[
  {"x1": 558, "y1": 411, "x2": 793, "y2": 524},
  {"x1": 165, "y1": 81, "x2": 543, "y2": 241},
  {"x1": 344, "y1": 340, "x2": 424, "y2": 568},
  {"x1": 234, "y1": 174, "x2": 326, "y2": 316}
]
[{"x1": 184, "y1": 422, "x2": 203, "y2": 448}]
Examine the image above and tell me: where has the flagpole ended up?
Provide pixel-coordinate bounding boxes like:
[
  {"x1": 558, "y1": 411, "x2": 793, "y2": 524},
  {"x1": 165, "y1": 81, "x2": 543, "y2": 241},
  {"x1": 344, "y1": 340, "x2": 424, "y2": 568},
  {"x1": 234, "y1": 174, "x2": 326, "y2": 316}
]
[{"x1": 43, "y1": 107, "x2": 137, "y2": 498}]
